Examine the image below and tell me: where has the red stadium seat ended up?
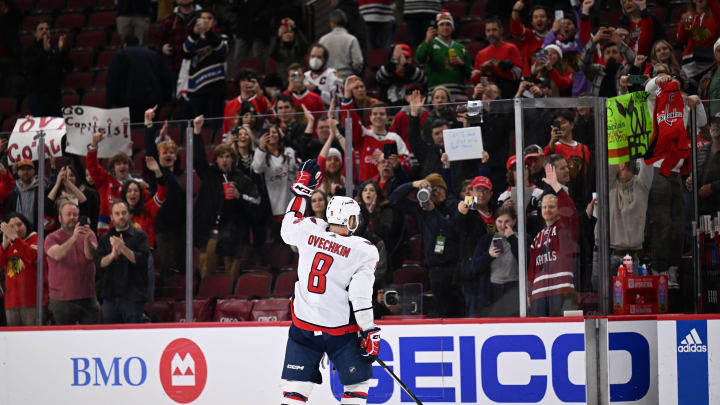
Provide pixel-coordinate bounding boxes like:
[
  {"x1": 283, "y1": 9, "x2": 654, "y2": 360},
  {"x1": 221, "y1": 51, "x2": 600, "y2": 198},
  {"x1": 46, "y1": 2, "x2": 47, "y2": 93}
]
[
  {"x1": 2, "y1": 116, "x2": 18, "y2": 132},
  {"x1": 260, "y1": 243, "x2": 296, "y2": 268},
  {"x1": 130, "y1": 128, "x2": 145, "y2": 150},
  {"x1": 173, "y1": 298, "x2": 214, "y2": 322},
  {"x1": 367, "y1": 49, "x2": 388, "y2": 70},
  {"x1": 97, "y1": 0, "x2": 115, "y2": 8},
  {"x1": 62, "y1": 93, "x2": 80, "y2": 107},
  {"x1": 63, "y1": 72, "x2": 93, "y2": 90},
  {"x1": 271, "y1": 270, "x2": 297, "y2": 298},
  {"x1": 88, "y1": 11, "x2": 118, "y2": 29},
  {"x1": 250, "y1": 298, "x2": 291, "y2": 322},
  {"x1": 81, "y1": 90, "x2": 106, "y2": 108},
  {"x1": 213, "y1": 299, "x2": 253, "y2": 322},
  {"x1": 458, "y1": 20, "x2": 485, "y2": 42},
  {"x1": 20, "y1": 33, "x2": 35, "y2": 47},
  {"x1": 22, "y1": 15, "x2": 51, "y2": 32},
  {"x1": 469, "y1": 0, "x2": 488, "y2": 18},
  {"x1": 0, "y1": 98, "x2": 17, "y2": 117},
  {"x1": 110, "y1": 31, "x2": 122, "y2": 47},
  {"x1": 75, "y1": 29, "x2": 106, "y2": 48},
  {"x1": 233, "y1": 271, "x2": 272, "y2": 298},
  {"x1": 66, "y1": 0, "x2": 97, "y2": 10},
  {"x1": 444, "y1": 1, "x2": 467, "y2": 20},
  {"x1": 393, "y1": 266, "x2": 429, "y2": 290},
  {"x1": 670, "y1": 5, "x2": 688, "y2": 24},
  {"x1": 465, "y1": 41, "x2": 486, "y2": 59},
  {"x1": 54, "y1": 13, "x2": 86, "y2": 30},
  {"x1": 19, "y1": 98, "x2": 30, "y2": 115},
  {"x1": 16, "y1": 0, "x2": 35, "y2": 13},
  {"x1": 405, "y1": 236, "x2": 423, "y2": 261},
  {"x1": 36, "y1": 0, "x2": 64, "y2": 11},
  {"x1": 70, "y1": 48, "x2": 94, "y2": 71},
  {"x1": 405, "y1": 215, "x2": 418, "y2": 236},
  {"x1": 145, "y1": 300, "x2": 174, "y2": 323},
  {"x1": 603, "y1": 10, "x2": 622, "y2": 27},
  {"x1": 157, "y1": 275, "x2": 196, "y2": 300},
  {"x1": 197, "y1": 273, "x2": 234, "y2": 298},
  {"x1": 93, "y1": 70, "x2": 107, "y2": 87},
  {"x1": 96, "y1": 48, "x2": 117, "y2": 69}
]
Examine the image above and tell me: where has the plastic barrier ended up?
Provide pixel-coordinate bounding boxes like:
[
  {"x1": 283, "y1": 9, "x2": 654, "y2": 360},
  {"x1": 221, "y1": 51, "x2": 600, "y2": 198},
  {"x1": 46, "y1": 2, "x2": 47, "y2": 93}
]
[{"x1": 0, "y1": 316, "x2": 717, "y2": 404}]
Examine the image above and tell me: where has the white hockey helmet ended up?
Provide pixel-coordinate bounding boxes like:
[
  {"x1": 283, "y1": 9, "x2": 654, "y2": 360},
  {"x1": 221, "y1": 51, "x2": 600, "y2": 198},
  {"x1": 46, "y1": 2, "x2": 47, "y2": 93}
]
[{"x1": 326, "y1": 196, "x2": 361, "y2": 232}]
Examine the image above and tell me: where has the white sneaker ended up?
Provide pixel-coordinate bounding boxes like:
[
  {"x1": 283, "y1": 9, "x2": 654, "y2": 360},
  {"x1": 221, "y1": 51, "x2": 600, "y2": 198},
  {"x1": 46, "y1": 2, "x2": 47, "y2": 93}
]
[{"x1": 668, "y1": 266, "x2": 680, "y2": 289}]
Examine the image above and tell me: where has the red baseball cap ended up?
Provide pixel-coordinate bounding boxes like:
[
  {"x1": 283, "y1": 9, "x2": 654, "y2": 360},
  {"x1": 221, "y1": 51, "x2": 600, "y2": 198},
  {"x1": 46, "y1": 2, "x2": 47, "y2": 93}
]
[
  {"x1": 397, "y1": 44, "x2": 412, "y2": 57},
  {"x1": 470, "y1": 176, "x2": 492, "y2": 191},
  {"x1": 506, "y1": 155, "x2": 517, "y2": 170}
]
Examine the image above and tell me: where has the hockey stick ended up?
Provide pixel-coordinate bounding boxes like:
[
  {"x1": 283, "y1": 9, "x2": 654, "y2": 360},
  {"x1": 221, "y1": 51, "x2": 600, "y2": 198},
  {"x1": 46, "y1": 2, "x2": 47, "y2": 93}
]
[{"x1": 375, "y1": 358, "x2": 424, "y2": 405}]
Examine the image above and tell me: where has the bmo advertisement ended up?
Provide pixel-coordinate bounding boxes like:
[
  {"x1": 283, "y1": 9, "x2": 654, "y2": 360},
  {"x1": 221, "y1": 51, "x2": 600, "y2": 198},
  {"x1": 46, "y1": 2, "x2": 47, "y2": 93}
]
[{"x1": 0, "y1": 317, "x2": 718, "y2": 404}]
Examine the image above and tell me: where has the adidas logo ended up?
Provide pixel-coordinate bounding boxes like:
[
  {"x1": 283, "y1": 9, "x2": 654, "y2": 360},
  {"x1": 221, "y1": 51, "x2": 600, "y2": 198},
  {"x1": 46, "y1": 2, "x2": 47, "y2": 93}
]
[{"x1": 677, "y1": 328, "x2": 708, "y2": 353}]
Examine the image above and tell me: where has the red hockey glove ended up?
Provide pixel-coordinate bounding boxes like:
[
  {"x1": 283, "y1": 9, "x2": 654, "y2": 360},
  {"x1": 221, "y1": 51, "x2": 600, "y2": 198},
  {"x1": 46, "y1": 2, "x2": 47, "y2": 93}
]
[{"x1": 359, "y1": 327, "x2": 381, "y2": 359}]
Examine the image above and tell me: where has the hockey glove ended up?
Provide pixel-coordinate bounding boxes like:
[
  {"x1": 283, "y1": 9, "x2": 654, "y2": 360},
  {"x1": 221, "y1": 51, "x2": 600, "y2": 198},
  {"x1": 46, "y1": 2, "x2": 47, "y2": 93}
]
[
  {"x1": 359, "y1": 327, "x2": 381, "y2": 360},
  {"x1": 291, "y1": 159, "x2": 323, "y2": 197}
]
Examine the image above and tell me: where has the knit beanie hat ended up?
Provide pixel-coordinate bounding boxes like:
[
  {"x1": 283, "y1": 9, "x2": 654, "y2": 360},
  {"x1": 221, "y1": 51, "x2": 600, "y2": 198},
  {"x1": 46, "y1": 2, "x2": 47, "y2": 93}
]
[
  {"x1": 436, "y1": 9, "x2": 454, "y2": 29},
  {"x1": 425, "y1": 173, "x2": 447, "y2": 190}
]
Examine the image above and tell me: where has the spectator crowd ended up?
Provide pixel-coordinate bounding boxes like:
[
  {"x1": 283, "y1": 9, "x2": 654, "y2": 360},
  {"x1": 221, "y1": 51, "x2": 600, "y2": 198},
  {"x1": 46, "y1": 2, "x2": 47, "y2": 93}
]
[{"x1": 0, "y1": 0, "x2": 719, "y2": 325}]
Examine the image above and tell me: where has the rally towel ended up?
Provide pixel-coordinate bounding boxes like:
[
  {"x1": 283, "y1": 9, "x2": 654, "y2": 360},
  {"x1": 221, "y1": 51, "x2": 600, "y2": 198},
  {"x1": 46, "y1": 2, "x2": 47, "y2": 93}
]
[{"x1": 644, "y1": 80, "x2": 690, "y2": 177}]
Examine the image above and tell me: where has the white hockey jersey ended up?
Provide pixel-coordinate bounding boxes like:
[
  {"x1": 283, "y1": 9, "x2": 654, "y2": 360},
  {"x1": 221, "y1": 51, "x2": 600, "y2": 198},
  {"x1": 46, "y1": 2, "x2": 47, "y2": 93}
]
[
  {"x1": 304, "y1": 68, "x2": 344, "y2": 107},
  {"x1": 281, "y1": 196, "x2": 378, "y2": 335}
]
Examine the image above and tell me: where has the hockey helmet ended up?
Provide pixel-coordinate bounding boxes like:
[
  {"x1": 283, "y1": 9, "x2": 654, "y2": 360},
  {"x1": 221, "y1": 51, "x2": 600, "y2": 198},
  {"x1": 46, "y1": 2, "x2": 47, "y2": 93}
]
[{"x1": 326, "y1": 196, "x2": 361, "y2": 232}]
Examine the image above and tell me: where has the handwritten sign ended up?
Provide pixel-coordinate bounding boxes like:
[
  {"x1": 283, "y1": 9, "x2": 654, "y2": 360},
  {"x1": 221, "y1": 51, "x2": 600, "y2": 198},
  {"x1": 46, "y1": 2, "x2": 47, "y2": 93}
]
[
  {"x1": 7, "y1": 117, "x2": 66, "y2": 165},
  {"x1": 442, "y1": 126, "x2": 484, "y2": 161},
  {"x1": 63, "y1": 106, "x2": 132, "y2": 158},
  {"x1": 607, "y1": 91, "x2": 652, "y2": 164}
]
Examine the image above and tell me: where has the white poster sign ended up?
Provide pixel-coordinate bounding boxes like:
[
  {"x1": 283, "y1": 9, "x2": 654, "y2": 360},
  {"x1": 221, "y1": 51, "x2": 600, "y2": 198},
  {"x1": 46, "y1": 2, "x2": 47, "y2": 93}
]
[
  {"x1": 63, "y1": 106, "x2": 132, "y2": 158},
  {"x1": 7, "y1": 116, "x2": 65, "y2": 165},
  {"x1": 442, "y1": 126, "x2": 484, "y2": 161}
]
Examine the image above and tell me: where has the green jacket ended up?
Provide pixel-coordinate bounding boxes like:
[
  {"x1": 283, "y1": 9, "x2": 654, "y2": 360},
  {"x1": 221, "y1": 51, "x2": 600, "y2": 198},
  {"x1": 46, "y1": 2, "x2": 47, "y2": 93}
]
[{"x1": 416, "y1": 37, "x2": 472, "y2": 88}]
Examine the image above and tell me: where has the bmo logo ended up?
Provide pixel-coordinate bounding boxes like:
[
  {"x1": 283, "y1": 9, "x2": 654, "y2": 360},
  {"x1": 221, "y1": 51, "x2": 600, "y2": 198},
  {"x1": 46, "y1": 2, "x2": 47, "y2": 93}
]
[{"x1": 159, "y1": 338, "x2": 208, "y2": 403}]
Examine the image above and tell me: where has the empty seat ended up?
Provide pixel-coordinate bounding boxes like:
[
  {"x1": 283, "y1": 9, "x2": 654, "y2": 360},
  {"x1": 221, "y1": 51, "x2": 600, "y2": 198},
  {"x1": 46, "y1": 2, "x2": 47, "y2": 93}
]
[
  {"x1": 173, "y1": 298, "x2": 214, "y2": 322},
  {"x1": 62, "y1": 93, "x2": 80, "y2": 107},
  {"x1": 197, "y1": 273, "x2": 234, "y2": 298},
  {"x1": 36, "y1": 0, "x2": 64, "y2": 11},
  {"x1": 251, "y1": 298, "x2": 290, "y2": 322},
  {"x1": 405, "y1": 236, "x2": 422, "y2": 260},
  {"x1": 22, "y1": 15, "x2": 51, "y2": 32},
  {"x1": 458, "y1": 21, "x2": 485, "y2": 42},
  {"x1": 88, "y1": 11, "x2": 118, "y2": 29},
  {"x1": 469, "y1": 0, "x2": 488, "y2": 18},
  {"x1": 55, "y1": 13, "x2": 86, "y2": 30},
  {"x1": 651, "y1": 6, "x2": 668, "y2": 24},
  {"x1": 367, "y1": 49, "x2": 388, "y2": 71},
  {"x1": 70, "y1": 48, "x2": 94, "y2": 71},
  {"x1": 81, "y1": 90, "x2": 106, "y2": 108},
  {"x1": 145, "y1": 300, "x2": 174, "y2": 323},
  {"x1": 0, "y1": 98, "x2": 17, "y2": 117},
  {"x1": 66, "y1": 0, "x2": 97, "y2": 10},
  {"x1": 213, "y1": 299, "x2": 253, "y2": 322},
  {"x1": 96, "y1": 48, "x2": 116, "y2": 68},
  {"x1": 93, "y1": 70, "x2": 107, "y2": 87},
  {"x1": 130, "y1": 128, "x2": 145, "y2": 151},
  {"x1": 16, "y1": 0, "x2": 35, "y2": 12},
  {"x1": 20, "y1": 33, "x2": 36, "y2": 47},
  {"x1": 271, "y1": 270, "x2": 297, "y2": 297},
  {"x1": 2, "y1": 116, "x2": 18, "y2": 132},
  {"x1": 394, "y1": 26, "x2": 409, "y2": 45},
  {"x1": 393, "y1": 266, "x2": 429, "y2": 290},
  {"x1": 96, "y1": 0, "x2": 115, "y2": 8},
  {"x1": 260, "y1": 243, "x2": 296, "y2": 268},
  {"x1": 234, "y1": 271, "x2": 272, "y2": 298},
  {"x1": 157, "y1": 274, "x2": 194, "y2": 300},
  {"x1": 63, "y1": 72, "x2": 93, "y2": 90},
  {"x1": 75, "y1": 29, "x2": 106, "y2": 48},
  {"x1": 444, "y1": 1, "x2": 467, "y2": 19}
]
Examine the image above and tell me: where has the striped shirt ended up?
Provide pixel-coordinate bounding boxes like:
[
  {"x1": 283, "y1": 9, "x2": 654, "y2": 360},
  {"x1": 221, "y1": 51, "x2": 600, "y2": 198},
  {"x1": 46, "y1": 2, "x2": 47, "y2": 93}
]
[
  {"x1": 359, "y1": 0, "x2": 395, "y2": 23},
  {"x1": 403, "y1": 0, "x2": 441, "y2": 15}
]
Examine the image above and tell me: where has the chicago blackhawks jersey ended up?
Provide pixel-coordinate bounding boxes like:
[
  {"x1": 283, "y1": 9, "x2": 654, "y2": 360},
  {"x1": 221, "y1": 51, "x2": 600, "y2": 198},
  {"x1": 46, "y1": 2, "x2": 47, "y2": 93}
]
[{"x1": 280, "y1": 196, "x2": 378, "y2": 335}]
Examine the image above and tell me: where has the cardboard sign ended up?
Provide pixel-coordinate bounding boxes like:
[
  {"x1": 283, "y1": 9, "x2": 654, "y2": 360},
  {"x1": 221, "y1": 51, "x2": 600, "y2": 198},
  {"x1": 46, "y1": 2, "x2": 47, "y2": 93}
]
[
  {"x1": 607, "y1": 91, "x2": 653, "y2": 165},
  {"x1": 63, "y1": 106, "x2": 132, "y2": 158},
  {"x1": 442, "y1": 126, "x2": 484, "y2": 161},
  {"x1": 7, "y1": 117, "x2": 66, "y2": 165}
]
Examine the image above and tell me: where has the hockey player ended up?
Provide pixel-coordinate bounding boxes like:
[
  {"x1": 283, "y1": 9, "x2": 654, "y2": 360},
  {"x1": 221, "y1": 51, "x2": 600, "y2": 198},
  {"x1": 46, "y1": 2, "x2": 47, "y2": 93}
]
[{"x1": 279, "y1": 159, "x2": 381, "y2": 405}]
